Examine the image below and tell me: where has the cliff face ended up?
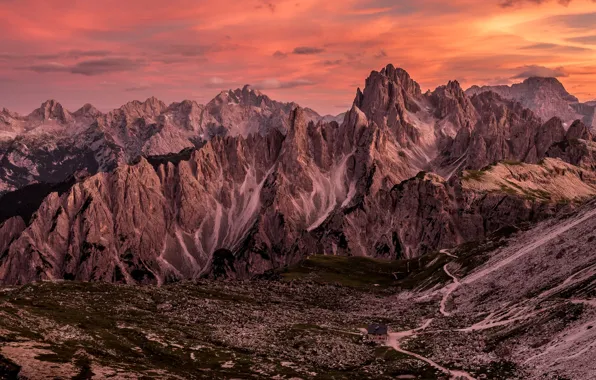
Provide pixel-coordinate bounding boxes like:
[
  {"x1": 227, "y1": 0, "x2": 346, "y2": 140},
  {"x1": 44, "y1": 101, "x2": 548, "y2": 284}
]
[
  {"x1": 0, "y1": 89, "x2": 328, "y2": 196},
  {"x1": 1, "y1": 65, "x2": 596, "y2": 285},
  {"x1": 466, "y1": 77, "x2": 596, "y2": 129}
]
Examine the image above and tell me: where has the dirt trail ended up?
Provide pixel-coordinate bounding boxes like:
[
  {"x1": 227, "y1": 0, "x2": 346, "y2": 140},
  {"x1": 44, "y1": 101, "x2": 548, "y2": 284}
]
[
  {"x1": 440, "y1": 249, "x2": 458, "y2": 259},
  {"x1": 383, "y1": 205, "x2": 596, "y2": 379},
  {"x1": 385, "y1": 319, "x2": 476, "y2": 380},
  {"x1": 439, "y1": 264, "x2": 460, "y2": 317}
]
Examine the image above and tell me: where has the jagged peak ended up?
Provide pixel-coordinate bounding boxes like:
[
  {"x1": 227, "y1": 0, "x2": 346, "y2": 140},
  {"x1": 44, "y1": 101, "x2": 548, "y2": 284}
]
[
  {"x1": 143, "y1": 96, "x2": 166, "y2": 107},
  {"x1": 39, "y1": 99, "x2": 67, "y2": 113},
  {"x1": 0, "y1": 107, "x2": 19, "y2": 118},
  {"x1": 118, "y1": 97, "x2": 167, "y2": 117},
  {"x1": 566, "y1": 119, "x2": 593, "y2": 141},
  {"x1": 167, "y1": 99, "x2": 201, "y2": 111},
  {"x1": 240, "y1": 84, "x2": 263, "y2": 96},
  {"x1": 432, "y1": 80, "x2": 466, "y2": 97},
  {"x1": 446, "y1": 80, "x2": 462, "y2": 90},
  {"x1": 74, "y1": 103, "x2": 102, "y2": 117},
  {"x1": 345, "y1": 103, "x2": 368, "y2": 129},
  {"x1": 29, "y1": 99, "x2": 72, "y2": 122},
  {"x1": 522, "y1": 76, "x2": 563, "y2": 86},
  {"x1": 378, "y1": 64, "x2": 422, "y2": 97},
  {"x1": 469, "y1": 90, "x2": 504, "y2": 102}
]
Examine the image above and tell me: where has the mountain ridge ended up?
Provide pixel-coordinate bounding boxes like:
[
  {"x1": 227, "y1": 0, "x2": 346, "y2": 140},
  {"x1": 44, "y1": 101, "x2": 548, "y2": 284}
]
[
  {"x1": 1, "y1": 64, "x2": 595, "y2": 285},
  {"x1": 466, "y1": 76, "x2": 596, "y2": 130}
]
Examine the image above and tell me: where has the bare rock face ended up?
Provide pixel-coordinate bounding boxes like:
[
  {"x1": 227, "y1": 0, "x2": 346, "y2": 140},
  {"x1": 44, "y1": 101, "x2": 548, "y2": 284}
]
[
  {"x1": 0, "y1": 90, "x2": 328, "y2": 196},
  {"x1": 547, "y1": 138, "x2": 596, "y2": 170},
  {"x1": 28, "y1": 100, "x2": 74, "y2": 125},
  {"x1": 0, "y1": 216, "x2": 25, "y2": 256},
  {"x1": 441, "y1": 92, "x2": 568, "y2": 170},
  {"x1": 430, "y1": 80, "x2": 477, "y2": 129},
  {"x1": 466, "y1": 77, "x2": 596, "y2": 129},
  {"x1": 1, "y1": 65, "x2": 596, "y2": 285},
  {"x1": 534, "y1": 117, "x2": 566, "y2": 158},
  {"x1": 566, "y1": 120, "x2": 593, "y2": 141},
  {"x1": 203, "y1": 85, "x2": 321, "y2": 138}
]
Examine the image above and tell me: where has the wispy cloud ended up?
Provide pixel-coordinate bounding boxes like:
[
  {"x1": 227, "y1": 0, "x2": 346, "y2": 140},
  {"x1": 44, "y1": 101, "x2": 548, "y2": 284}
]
[
  {"x1": 272, "y1": 50, "x2": 288, "y2": 59},
  {"x1": 292, "y1": 46, "x2": 325, "y2": 55},
  {"x1": 499, "y1": 0, "x2": 578, "y2": 7},
  {"x1": 22, "y1": 58, "x2": 145, "y2": 76},
  {"x1": 511, "y1": 65, "x2": 568, "y2": 78},
  {"x1": 2, "y1": 0, "x2": 596, "y2": 114},
  {"x1": 252, "y1": 78, "x2": 316, "y2": 89}
]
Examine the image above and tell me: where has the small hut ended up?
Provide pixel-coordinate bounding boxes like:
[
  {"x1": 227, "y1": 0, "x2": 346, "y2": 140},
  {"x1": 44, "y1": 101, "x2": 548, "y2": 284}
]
[{"x1": 367, "y1": 324, "x2": 389, "y2": 343}]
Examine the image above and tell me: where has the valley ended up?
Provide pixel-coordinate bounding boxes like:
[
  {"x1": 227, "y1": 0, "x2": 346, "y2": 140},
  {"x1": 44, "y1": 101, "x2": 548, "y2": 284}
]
[{"x1": 0, "y1": 199, "x2": 594, "y2": 379}]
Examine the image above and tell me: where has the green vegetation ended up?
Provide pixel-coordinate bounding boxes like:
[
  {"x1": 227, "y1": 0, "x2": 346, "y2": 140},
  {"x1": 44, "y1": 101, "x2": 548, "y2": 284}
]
[
  {"x1": 281, "y1": 255, "x2": 403, "y2": 289},
  {"x1": 499, "y1": 184, "x2": 519, "y2": 196},
  {"x1": 462, "y1": 169, "x2": 486, "y2": 181},
  {"x1": 502, "y1": 160, "x2": 524, "y2": 166},
  {"x1": 280, "y1": 254, "x2": 452, "y2": 291}
]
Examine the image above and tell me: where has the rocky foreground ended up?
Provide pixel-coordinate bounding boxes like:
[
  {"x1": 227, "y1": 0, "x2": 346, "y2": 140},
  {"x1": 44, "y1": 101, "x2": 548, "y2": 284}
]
[{"x1": 1, "y1": 199, "x2": 594, "y2": 379}]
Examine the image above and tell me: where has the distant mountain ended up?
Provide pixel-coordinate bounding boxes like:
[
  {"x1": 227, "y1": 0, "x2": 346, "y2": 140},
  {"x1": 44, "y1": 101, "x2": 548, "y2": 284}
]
[
  {"x1": 0, "y1": 88, "x2": 335, "y2": 195},
  {"x1": 320, "y1": 112, "x2": 346, "y2": 124},
  {"x1": 466, "y1": 77, "x2": 596, "y2": 129},
  {"x1": 2, "y1": 64, "x2": 595, "y2": 286}
]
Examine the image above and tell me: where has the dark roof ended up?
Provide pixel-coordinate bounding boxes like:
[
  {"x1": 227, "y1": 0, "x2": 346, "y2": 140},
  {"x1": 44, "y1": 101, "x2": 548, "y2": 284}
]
[{"x1": 367, "y1": 324, "x2": 388, "y2": 335}]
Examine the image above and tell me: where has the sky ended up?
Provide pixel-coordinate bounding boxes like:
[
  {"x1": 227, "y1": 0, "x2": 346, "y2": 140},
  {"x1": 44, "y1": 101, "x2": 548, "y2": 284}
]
[{"x1": 1, "y1": 0, "x2": 596, "y2": 115}]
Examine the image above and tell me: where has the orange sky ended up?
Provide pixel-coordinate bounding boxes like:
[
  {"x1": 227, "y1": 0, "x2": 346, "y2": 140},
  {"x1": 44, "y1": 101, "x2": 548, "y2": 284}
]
[{"x1": 1, "y1": 0, "x2": 596, "y2": 115}]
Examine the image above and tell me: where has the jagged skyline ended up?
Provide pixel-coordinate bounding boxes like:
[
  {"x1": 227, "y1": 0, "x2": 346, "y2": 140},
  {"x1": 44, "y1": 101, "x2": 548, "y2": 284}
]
[{"x1": 1, "y1": 0, "x2": 596, "y2": 114}]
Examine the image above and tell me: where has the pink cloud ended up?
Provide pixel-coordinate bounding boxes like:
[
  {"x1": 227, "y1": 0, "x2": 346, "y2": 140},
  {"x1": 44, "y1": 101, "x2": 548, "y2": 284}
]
[{"x1": 1, "y1": 0, "x2": 596, "y2": 115}]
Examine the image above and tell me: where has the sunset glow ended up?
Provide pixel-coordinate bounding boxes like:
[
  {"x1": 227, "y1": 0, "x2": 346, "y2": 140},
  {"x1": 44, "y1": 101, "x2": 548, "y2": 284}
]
[{"x1": 1, "y1": 0, "x2": 596, "y2": 114}]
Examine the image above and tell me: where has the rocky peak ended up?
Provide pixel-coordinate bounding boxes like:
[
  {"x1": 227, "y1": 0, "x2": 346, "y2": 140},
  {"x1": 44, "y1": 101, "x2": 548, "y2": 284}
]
[
  {"x1": 380, "y1": 64, "x2": 422, "y2": 97},
  {"x1": 119, "y1": 97, "x2": 167, "y2": 120},
  {"x1": 163, "y1": 100, "x2": 204, "y2": 132},
  {"x1": 74, "y1": 103, "x2": 102, "y2": 119},
  {"x1": 465, "y1": 77, "x2": 583, "y2": 124},
  {"x1": 230, "y1": 85, "x2": 274, "y2": 109},
  {"x1": 29, "y1": 99, "x2": 73, "y2": 124},
  {"x1": 430, "y1": 80, "x2": 477, "y2": 127},
  {"x1": 167, "y1": 99, "x2": 201, "y2": 113},
  {"x1": 566, "y1": 120, "x2": 593, "y2": 141},
  {"x1": 1, "y1": 107, "x2": 18, "y2": 118},
  {"x1": 356, "y1": 65, "x2": 421, "y2": 123},
  {"x1": 285, "y1": 107, "x2": 310, "y2": 151},
  {"x1": 0, "y1": 108, "x2": 20, "y2": 126},
  {"x1": 522, "y1": 77, "x2": 578, "y2": 102}
]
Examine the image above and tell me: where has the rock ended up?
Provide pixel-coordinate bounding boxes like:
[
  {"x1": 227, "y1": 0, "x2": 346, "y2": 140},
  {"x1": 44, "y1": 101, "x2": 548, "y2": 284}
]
[
  {"x1": 1, "y1": 64, "x2": 595, "y2": 284},
  {"x1": 466, "y1": 77, "x2": 595, "y2": 129},
  {"x1": 566, "y1": 120, "x2": 593, "y2": 141}
]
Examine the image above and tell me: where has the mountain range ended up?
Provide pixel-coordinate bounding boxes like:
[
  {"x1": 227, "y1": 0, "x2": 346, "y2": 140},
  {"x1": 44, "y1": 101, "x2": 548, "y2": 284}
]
[
  {"x1": 0, "y1": 64, "x2": 595, "y2": 285},
  {"x1": 0, "y1": 64, "x2": 596, "y2": 379}
]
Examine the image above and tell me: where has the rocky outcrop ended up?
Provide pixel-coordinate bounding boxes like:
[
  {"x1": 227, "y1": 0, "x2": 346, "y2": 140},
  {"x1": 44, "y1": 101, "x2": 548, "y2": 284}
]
[
  {"x1": 0, "y1": 217, "x2": 25, "y2": 257},
  {"x1": 2, "y1": 64, "x2": 596, "y2": 285},
  {"x1": 430, "y1": 80, "x2": 477, "y2": 130},
  {"x1": 0, "y1": 89, "x2": 328, "y2": 196},
  {"x1": 547, "y1": 138, "x2": 596, "y2": 170},
  {"x1": 466, "y1": 77, "x2": 596, "y2": 129},
  {"x1": 28, "y1": 100, "x2": 74, "y2": 124},
  {"x1": 566, "y1": 120, "x2": 593, "y2": 141},
  {"x1": 440, "y1": 92, "x2": 570, "y2": 170}
]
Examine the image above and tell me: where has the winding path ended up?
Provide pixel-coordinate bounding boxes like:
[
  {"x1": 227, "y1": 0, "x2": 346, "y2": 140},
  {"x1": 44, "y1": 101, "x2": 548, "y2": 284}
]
[
  {"x1": 385, "y1": 319, "x2": 476, "y2": 380},
  {"x1": 439, "y1": 264, "x2": 460, "y2": 317},
  {"x1": 381, "y1": 206, "x2": 596, "y2": 379}
]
